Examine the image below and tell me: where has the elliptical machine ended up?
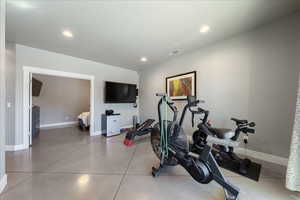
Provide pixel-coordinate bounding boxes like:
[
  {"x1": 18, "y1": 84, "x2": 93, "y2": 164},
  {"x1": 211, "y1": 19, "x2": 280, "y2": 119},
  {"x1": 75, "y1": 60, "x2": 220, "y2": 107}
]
[{"x1": 151, "y1": 94, "x2": 239, "y2": 200}]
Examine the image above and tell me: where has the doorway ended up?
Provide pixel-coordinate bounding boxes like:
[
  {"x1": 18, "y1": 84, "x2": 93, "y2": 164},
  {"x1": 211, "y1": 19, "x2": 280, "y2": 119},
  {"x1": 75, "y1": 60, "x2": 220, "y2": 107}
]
[{"x1": 23, "y1": 66, "x2": 95, "y2": 148}]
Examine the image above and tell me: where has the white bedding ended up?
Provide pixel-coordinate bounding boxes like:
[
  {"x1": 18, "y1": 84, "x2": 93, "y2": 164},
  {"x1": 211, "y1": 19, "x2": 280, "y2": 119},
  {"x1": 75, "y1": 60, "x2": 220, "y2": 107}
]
[{"x1": 78, "y1": 112, "x2": 90, "y2": 127}]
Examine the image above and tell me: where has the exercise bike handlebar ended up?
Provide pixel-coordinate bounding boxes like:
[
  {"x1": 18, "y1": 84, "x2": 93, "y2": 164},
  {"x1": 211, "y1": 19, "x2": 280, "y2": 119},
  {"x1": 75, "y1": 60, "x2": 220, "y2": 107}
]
[
  {"x1": 248, "y1": 122, "x2": 256, "y2": 127},
  {"x1": 246, "y1": 128, "x2": 255, "y2": 134},
  {"x1": 230, "y1": 118, "x2": 256, "y2": 140},
  {"x1": 231, "y1": 118, "x2": 255, "y2": 126}
]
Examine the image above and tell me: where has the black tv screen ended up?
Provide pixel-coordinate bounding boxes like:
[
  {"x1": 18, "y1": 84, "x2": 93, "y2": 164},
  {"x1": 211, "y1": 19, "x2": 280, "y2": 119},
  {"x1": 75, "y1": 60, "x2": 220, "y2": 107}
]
[
  {"x1": 105, "y1": 81, "x2": 137, "y2": 103},
  {"x1": 32, "y1": 77, "x2": 43, "y2": 97}
]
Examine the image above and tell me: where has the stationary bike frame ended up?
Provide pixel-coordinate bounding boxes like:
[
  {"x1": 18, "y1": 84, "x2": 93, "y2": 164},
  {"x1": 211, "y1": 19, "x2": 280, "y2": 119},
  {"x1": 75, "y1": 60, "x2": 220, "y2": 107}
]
[{"x1": 187, "y1": 98, "x2": 257, "y2": 177}]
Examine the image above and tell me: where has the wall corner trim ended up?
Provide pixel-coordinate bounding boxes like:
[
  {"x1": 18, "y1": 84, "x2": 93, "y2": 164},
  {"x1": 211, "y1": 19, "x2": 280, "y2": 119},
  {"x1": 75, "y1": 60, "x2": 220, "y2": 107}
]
[
  {"x1": 236, "y1": 148, "x2": 289, "y2": 166},
  {"x1": 5, "y1": 144, "x2": 26, "y2": 152},
  {"x1": 0, "y1": 174, "x2": 7, "y2": 194}
]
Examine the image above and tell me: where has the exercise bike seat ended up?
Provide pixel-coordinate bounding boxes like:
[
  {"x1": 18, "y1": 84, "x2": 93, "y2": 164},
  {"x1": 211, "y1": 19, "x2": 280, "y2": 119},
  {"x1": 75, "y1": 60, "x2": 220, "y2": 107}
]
[{"x1": 210, "y1": 128, "x2": 235, "y2": 139}]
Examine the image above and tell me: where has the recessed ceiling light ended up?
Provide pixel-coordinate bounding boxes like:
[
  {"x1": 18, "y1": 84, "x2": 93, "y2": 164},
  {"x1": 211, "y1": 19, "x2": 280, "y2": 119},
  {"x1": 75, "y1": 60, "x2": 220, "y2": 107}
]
[
  {"x1": 10, "y1": 1, "x2": 34, "y2": 9},
  {"x1": 200, "y1": 25, "x2": 211, "y2": 34},
  {"x1": 62, "y1": 30, "x2": 74, "y2": 38},
  {"x1": 140, "y1": 57, "x2": 148, "y2": 62}
]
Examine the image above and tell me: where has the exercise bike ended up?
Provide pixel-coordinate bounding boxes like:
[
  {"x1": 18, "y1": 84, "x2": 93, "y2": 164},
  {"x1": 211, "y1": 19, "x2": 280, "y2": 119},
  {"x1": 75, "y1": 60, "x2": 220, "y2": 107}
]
[
  {"x1": 151, "y1": 94, "x2": 239, "y2": 200},
  {"x1": 187, "y1": 96, "x2": 261, "y2": 180},
  {"x1": 213, "y1": 118, "x2": 257, "y2": 175}
]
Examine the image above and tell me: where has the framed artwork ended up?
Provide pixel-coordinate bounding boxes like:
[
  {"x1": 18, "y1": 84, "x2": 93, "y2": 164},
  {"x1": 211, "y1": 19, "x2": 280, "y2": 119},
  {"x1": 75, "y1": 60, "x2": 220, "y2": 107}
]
[{"x1": 166, "y1": 71, "x2": 196, "y2": 100}]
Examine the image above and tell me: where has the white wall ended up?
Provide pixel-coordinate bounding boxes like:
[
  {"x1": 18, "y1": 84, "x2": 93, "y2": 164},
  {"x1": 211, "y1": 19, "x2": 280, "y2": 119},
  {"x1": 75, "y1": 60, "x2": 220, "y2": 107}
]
[
  {"x1": 5, "y1": 42, "x2": 16, "y2": 145},
  {"x1": 32, "y1": 74, "x2": 90, "y2": 126},
  {"x1": 0, "y1": 0, "x2": 6, "y2": 192},
  {"x1": 139, "y1": 13, "x2": 300, "y2": 158},
  {"x1": 14, "y1": 44, "x2": 139, "y2": 145}
]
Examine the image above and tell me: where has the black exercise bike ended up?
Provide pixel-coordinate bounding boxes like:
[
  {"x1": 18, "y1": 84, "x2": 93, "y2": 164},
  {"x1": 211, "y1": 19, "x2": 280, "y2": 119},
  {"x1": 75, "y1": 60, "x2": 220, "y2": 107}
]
[
  {"x1": 151, "y1": 94, "x2": 239, "y2": 200},
  {"x1": 187, "y1": 96, "x2": 260, "y2": 180}
]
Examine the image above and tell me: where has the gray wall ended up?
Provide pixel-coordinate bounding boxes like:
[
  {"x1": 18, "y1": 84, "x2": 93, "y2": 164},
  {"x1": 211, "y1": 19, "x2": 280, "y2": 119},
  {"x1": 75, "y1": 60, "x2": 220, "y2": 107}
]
[
  {"x1": 32, "y1": 74, "x2": 90, "y2": 126},
  {"x1": 139, "y1": 13, "x2": 300, "y2": 158},
  {"x1": 13, "y1": 44, "x2": 139, "y2": 145},
  {"x1": 5, "y1": 42, "x2": 16, "y2": 145},
  {"x1": 0, "y1": 0, "x2": 6, "y2": 184}
]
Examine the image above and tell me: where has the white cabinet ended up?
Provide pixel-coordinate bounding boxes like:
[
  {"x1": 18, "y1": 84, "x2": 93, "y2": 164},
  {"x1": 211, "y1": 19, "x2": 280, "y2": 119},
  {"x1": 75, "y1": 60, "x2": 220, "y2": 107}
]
[{"x1": 102, "y1": 114, "x2": 121, "y2": 137}]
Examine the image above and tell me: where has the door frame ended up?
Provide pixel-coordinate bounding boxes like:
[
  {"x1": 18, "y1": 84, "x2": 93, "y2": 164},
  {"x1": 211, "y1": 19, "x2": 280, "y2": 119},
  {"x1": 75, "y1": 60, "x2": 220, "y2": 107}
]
[{"x1": 23, "y1": 66, "x2": 95, "y2": 149}]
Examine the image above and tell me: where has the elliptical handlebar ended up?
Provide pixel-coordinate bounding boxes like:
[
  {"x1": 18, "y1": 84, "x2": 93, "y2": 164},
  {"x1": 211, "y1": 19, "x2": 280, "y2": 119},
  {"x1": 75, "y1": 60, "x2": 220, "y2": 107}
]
[
  {"x1": 188, "y1": 97, "x2": 209, "y2": 126},
  {"x1": 156, "y1": 93, "x2": 167, "y2": 97},
  {"x1": 180, "y1": 96, "x2": 209, "y2": 127},
  {"x1": 190, "y1": 100, "x2": 200, "y2": 106},
  {"x1": 187, "y1": 96, "x2": 205, "y2": 106}
]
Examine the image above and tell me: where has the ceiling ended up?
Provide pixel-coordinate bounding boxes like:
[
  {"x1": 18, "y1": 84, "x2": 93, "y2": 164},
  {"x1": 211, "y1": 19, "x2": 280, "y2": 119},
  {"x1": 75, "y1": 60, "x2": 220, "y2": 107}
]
[{"x1": 6, "y1": 0, "x2": 300, "y2": 71}]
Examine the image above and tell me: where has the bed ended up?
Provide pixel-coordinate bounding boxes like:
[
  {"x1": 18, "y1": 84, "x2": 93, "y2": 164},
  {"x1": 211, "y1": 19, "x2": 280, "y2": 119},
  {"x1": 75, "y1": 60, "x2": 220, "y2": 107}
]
[{"x1": 78, "y1": 112, "x2": 90, "y2": 131}]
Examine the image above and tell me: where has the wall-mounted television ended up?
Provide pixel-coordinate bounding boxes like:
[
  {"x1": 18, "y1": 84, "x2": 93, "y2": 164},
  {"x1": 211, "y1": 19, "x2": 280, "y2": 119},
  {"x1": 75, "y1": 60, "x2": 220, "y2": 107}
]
[
  {"x1": 104, "y1": 81, "x2": 137, "y2": 103},
  {"x1": 32, "y1": 77, "x2": 43, "y2": 97}
]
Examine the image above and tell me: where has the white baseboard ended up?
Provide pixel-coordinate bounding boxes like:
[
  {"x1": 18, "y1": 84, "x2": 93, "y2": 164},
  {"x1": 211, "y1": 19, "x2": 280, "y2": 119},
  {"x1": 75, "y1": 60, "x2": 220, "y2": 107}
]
[
  {"x1": 91, "y1": 131, "x2": 102, "y2": 136},
  {"x1": 236, "y1": 148, "x2": 288, "y2": 166},
  {"x1": 0, "y1": 174, "x2": 7, "y2": 194},
  {"x1": 40, "y1": 121, "x2": 78, "y2": 129},
  {"x1": 188, "y1": 136, "x2": 288, "y2": 167},
  {"x1": 121, "y1": 125, "x2": 133, "y2": 129},
  {"x1": 5, "y1": 144, "x2": 27, "y2": 151}
]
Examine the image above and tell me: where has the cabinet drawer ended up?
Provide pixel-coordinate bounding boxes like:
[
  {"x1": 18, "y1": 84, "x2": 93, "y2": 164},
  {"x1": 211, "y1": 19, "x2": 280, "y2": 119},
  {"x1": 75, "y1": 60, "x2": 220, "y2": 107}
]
[
  {"x1": 106, "y1": 116, "x2": 121, "y2": 136},
  {"x1": 101, "y1": 114, "x2": 121, "y2": 137}
]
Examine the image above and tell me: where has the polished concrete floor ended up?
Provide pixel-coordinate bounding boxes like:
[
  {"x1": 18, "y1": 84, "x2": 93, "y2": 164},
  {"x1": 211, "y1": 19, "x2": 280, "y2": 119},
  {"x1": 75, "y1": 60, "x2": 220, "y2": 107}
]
[{"x1": 1, "y1": 127, "x2": 299, "y2": 200}]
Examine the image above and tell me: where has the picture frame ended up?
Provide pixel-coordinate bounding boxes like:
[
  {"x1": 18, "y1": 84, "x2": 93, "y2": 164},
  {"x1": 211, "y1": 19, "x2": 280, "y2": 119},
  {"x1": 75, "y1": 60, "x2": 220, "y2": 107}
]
[{"x1": 166, "y1": 71, "x2": 197, "y2": 100}]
